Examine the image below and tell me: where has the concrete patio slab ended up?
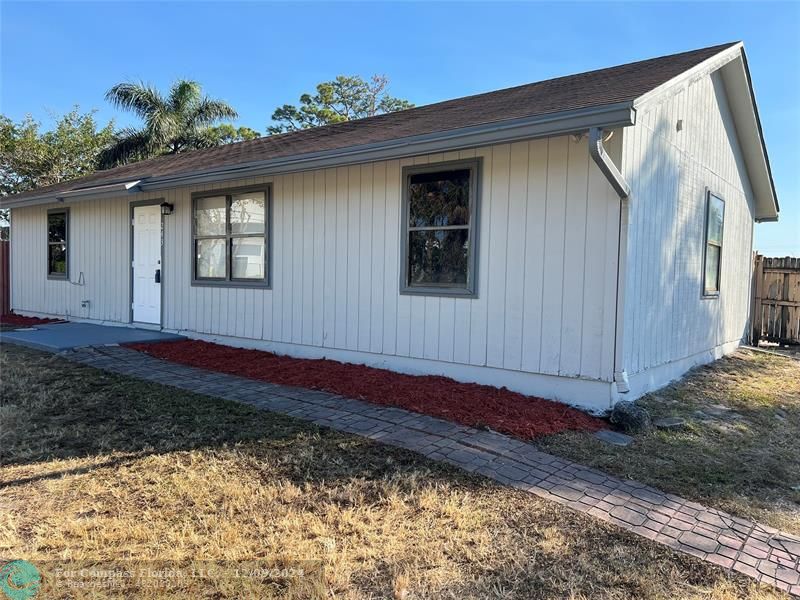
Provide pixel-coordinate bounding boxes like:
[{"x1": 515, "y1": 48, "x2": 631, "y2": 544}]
[{"x1": 0, "y1": 322, "x2": 183, "y2": 352}]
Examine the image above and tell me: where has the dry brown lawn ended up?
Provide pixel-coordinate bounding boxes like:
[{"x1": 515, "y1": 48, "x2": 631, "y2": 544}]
[
  {"x1": 0, "y1": 344, "x2": 790, "y2": 599},
  {"x1": 539, "y1": 349, "x2": 800, "y2": 537}
]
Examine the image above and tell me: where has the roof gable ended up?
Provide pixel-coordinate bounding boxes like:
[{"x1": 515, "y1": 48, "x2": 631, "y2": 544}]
[
  {"x1": 721, "y1": 49, "x2": 779, "y2": 221},
  {"x1": 631, "y1": 42, "x2": 777, "y2": 221}
]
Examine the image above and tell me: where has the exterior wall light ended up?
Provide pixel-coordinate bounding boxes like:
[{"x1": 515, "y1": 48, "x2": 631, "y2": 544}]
[{"x1": 160, "y1": 202, "x2": 174, "y2": 216}]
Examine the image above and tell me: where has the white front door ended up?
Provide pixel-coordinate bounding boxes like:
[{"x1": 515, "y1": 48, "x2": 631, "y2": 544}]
[{"x1": 132, "y1": 204, "x2": 162, "y2": 324}]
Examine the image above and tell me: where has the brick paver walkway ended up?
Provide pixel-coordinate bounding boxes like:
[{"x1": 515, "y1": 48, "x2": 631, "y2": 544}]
[{"x1": 66, "y1": 344, "x2": 800, "y2": 595}]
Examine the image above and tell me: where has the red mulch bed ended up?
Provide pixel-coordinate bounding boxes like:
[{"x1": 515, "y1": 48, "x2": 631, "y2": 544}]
[
  {"x1": 127, "y1": 339, "x2": 605, "y2": 440},
  {"x1": 0, "y1": 313, "x2": 65, "y2": 327}
]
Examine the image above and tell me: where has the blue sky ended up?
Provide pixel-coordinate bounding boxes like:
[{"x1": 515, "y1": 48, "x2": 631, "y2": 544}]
[{"x1": 1, "y1": 1, "x2": 798, "y2": 254}]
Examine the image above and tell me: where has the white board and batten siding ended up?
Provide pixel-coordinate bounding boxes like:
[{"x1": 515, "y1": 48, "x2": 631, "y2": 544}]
[
  {"x1": 620, "y1": 68, "x2": 755, "y2": 396},
  {"x1": 10, "y1": 135, "x2": 623, "y2": 410},
  {"x1": 10, "y1": 196, "x2": 131, "y2": 324}
]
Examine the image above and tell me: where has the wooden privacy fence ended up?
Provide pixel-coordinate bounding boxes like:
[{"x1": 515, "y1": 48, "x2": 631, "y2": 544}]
[
  {"x1": 0, "y1": 241, "x2": 8, "y2": 317},
  {"x1": 751, "y1": 254, "x2": 800, "y2": 345}
]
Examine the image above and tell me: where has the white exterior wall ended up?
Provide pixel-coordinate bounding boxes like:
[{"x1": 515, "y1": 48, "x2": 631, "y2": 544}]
[
  {"x1": 10, "y1": 135, "x2": 623, "y2": 410},
  {"x1": 619, "y1": 69, "x2": 755, "y2": 396},
  {"x1": 10, "y1": 196, "x2": 131, "y2": 323}
]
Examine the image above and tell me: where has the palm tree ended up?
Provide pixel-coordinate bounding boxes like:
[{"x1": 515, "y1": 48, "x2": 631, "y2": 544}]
[{"x1": 98, "y1": 80, "x2": 238, "y2": 168}]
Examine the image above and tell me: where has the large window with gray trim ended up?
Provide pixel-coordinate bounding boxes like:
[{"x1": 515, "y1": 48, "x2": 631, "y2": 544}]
[
  {"x1": 192, "y1": 186, "x2": 270, "y2": 286},
  {"x1": 401, "y1": 159, "x2": 480, "y2": 296},
  {"x1": 703, "y1": 191, "x2": 725, "y2": 296},
  {"x1": 47, "y1": 208, "x2": 69, "y2": 279}
]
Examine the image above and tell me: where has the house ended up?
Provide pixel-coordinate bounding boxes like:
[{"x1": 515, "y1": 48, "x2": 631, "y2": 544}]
[{"x1": 1, "y1": 42, "x2": 778, "y2": 412}]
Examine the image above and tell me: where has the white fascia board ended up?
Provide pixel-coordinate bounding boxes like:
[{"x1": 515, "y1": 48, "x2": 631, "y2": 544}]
[
  {"x1": 2, "y1": 180, "x2": 142, "y2": 209},
  {"x1": 60, "y1": 179, "x2": 142, "y2": 198},
  {"x1": 721, "y1": 51, "x2": 779, "y2": 221}
]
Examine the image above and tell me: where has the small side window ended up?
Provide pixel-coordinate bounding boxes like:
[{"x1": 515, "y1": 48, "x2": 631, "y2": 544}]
[
  {"x1": 703, "y1": 192, "x2": 724, "y2": 296},
  {"x1": 47, "y1": 209, "x2": 69, "y2": 279}
]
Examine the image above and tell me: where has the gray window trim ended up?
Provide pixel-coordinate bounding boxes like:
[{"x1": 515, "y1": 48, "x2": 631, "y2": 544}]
[
  {"x1": 400, "y1": 158, "x2": 481, "y2": 298},
  {"x1": 46, "y1": 207, "x2": 69, "y2": 280},
  {"x1": 191, "y1": 184, "x2": 272, "y2": 288},
  {"x1": 702, "y1": 189, "x2": 725, "y2": 298}
]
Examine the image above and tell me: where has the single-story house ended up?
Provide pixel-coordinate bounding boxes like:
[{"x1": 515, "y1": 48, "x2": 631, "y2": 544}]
[{"x1": 2, "y1": 42, "x2": 778, "y2": 412}]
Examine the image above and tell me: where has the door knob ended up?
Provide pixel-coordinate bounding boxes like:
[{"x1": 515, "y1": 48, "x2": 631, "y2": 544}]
[{"x1": 155, "y1": 269, "x2": 161, "y2": 283}]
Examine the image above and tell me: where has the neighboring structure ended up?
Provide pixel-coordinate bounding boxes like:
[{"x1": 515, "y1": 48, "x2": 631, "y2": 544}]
[{"x1": 1, "y1": 42, "x2": 778, "y2": 412}]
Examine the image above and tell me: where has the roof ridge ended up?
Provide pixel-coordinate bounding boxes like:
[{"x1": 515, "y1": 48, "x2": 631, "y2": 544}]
[
  {"x1": 136, "y1": 41, "x2": 741, "y2": 161},
  {"x1": 4, "y1": 41, "x2": 742, "y2": 203}
]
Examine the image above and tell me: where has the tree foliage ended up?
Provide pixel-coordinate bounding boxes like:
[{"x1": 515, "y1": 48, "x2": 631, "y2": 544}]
[
  {"x1": 198, "y1": 124, "x2": 261, "y2": 146},
  {"x1": 268, "y1": 75, "x2": 413, "y2": 134},
  {"x1": 0, "y1": 108, "x2": 115, "y2": 196},
  {"x1": 99, "y1": 80, "x2": 240, "y2": 167}
]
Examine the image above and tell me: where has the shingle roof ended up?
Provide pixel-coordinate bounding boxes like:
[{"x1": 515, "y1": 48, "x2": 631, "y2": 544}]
[{"x1": 9, "y1": 42, "x2": 737, "y2": 201}]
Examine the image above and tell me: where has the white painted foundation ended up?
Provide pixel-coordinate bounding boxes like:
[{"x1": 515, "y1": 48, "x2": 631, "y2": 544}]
[
  {"x1": 180, "y1": 329, "x2": 617, "y2": 414},
  {"x1": 615, "y1": 338, "x2": 744, "y2": 402}
]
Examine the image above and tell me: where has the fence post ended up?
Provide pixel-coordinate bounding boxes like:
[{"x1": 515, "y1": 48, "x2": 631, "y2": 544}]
[
  {"x1": 779, "y1": 257, "x2": 790, "y2": 341},
  {"x1": 750, "y1": 252, "x2": 764, "y2": 345}
]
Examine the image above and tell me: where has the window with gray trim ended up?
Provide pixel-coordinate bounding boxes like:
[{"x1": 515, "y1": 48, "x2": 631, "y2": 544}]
[
  {"x1": 401, "y1": 160, "x2": 480, "y2": 296},
  {"x1": 47, "y1": 209, "x2": 69, "y2": 278},
  {"x1": 703, "y1": 191, "x2": 725, "y2": 296},
  {"x1": 193, "y1": 187, "x2": 270, "y2": 285}
]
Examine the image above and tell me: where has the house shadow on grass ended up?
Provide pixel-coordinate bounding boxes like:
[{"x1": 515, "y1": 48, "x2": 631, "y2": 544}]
[
  {"x1": 3, "y1": 341, "x2": 797, "y2": 537},
  {"x1": 0, "y1": 343, "x2": 428, "y2": 490}
]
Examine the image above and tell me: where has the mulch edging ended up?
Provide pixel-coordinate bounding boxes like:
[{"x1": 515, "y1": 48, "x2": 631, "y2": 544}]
[
  {"x1": 127, "y1": 339, "x2": 605, "y2": 440},
  {"x1": 0, "y1": 313, "x2": 65, "y2": 327}
]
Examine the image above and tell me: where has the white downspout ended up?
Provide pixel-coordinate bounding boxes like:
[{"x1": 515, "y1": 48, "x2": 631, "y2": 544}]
[{"x1": 588, "y1": 127, "x2": 631, "y2": 397}]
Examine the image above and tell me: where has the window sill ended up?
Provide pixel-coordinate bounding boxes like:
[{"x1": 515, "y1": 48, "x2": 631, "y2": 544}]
[
  {"x1": 702, "y1": 292, "x2": 720, "y2": 299},
  {"x1": 191, "y1": 280, "x2": 271, "y2": 290},
  {"x1": 400, "y1": 286, "x2": 477, "y2": 299},
  {"x1": 47, "y1": 274, "x2": 69, "y2": 281}
]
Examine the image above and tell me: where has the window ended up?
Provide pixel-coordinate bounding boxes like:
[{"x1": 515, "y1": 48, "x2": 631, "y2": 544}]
[
  {"x1": 47, "y1": 209, "x2": 69, "y2": 278},
  {"x1": 703, "y1": 191, "x2": 725, "y2": 296},
  {"x1": 401, "y1": 160, "x2": 480, "y2": 296},
  {"x1": 192, "y1": 186, "x2": 270, "y2": 286}
]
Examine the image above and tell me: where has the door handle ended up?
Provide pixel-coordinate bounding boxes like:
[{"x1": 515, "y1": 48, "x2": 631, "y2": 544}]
[{"x1": 154, "y1": 269, "x2": 161, "y2": 283}]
